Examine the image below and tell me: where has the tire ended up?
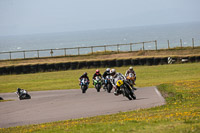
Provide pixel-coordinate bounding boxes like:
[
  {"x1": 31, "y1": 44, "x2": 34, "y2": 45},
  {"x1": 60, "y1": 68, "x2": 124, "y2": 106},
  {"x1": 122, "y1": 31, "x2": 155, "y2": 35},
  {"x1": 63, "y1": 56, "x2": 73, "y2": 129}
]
[
  {"x1": 25, "y1": 94, "x2": 31, "y2": 99},
  {"x1": 95, "y1": 84, "x2": 101, "y2": 92},
  {"x1": 19, "y1": 94, "x2": 25, "y2": 100},
  {"x1": 116, "y1": 60, "x2": 123, "y2": 67},
  {"x1": 131, "y1": 92, "x2": 136, "y2": 100},
  {"x1": 71, "y1": 62, "x2": 78, "y2": 70},
  {"x1": 19, "y1": 94, "x2": 31, "y2": 100},
  {"x1": 81, "y1": 85, "x2": 87, "y2": 93},
  {"x1": 124, "y1": 87, "x2": 132, "y2": 100},
  {"x1": 107, "y1": 83, "x2": 112, "y2": 93},
  {"x1": 129, "y1": 89, "x2": 136, "y2": 100}
]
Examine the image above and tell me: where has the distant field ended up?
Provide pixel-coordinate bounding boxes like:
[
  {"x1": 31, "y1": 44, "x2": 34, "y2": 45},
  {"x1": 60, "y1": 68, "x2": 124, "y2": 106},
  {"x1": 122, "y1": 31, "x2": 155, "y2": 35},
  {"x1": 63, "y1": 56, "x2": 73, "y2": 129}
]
[
  {"x1": 0, "y1": 46, "x2": 200, "y2": 67},
  {"x1": 0, "y1": 62, "x2": 199, "y2": 93}
]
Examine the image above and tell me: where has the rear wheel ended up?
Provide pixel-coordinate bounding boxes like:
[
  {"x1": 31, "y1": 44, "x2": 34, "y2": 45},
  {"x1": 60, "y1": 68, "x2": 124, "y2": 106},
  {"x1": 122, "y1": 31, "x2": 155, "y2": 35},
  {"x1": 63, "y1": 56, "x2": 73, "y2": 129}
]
[
  {"x1": 19, "y1": 94, "x2": 31, "y2": 100},
  {"x1": 130, "y1": 91, "x2": 136, "y2": 100},
  {"x1": 26, "y1": 94, "x2": 31, "y2": 99}
]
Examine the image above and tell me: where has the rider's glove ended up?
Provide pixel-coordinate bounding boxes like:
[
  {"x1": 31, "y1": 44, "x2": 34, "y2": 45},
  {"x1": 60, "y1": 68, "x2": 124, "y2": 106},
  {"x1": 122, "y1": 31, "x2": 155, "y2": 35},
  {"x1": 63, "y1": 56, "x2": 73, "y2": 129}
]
[{"x1": 113, "y1": 86, "x2": 117, "y2": 90}]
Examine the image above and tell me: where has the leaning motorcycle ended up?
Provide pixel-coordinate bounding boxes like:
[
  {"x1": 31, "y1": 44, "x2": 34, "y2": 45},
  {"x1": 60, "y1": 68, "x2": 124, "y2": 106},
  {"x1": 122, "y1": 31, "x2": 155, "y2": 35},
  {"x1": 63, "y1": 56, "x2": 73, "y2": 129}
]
[
  {"x1": 104, "y1": 75, "x2": 113, "y2": 93},
  {"x1": 93, "y1": 76, "x2": 102, "y2": 92},
  {"x1": 15, "y1": 88, "x2": 31, "y2": 100},
  {"x1": 116, "y1": 80, "x2": 136, "y2": 100},
  {"x1": 126, "y1": 73, "x2": 135, "y2": 88},
  {"x1": 80, "y1": 78, "x2": 89, "y2": 93}
]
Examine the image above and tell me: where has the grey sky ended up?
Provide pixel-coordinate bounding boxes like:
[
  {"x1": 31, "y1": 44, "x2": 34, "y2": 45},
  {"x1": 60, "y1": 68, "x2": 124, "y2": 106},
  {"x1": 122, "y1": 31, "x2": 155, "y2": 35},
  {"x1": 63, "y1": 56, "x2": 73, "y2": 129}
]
[{"x1": 0, "y1": 0, "x2": 200, "y2": 36}]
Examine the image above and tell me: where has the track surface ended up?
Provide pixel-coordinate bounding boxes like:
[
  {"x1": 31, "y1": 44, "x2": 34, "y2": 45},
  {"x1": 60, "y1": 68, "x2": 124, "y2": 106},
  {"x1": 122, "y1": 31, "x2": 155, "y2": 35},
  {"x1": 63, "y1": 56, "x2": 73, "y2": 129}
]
[{"x1": 0, "y1": 87, "x2": 165, "y2": 128}]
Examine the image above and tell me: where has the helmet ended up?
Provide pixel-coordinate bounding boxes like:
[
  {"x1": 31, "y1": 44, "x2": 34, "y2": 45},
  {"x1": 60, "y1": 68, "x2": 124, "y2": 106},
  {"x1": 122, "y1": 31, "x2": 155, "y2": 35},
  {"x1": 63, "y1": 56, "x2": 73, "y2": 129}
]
[
  {"x1": 106, "y1": 68, "x2": 110, "y2": 72},
  {"x1": 110, "y1": 69, "x2": 116, "y2": 76},
  {"x1": 129, "y1": 67, "x2": 133, "y2": 70},
  {"x1": 96, "y1": 69, "x2": 100, "y2": 75},
  {"x1": 96, "y1": 69, "x2": 99, "y2": 73},
  {"x1": 84, "y1": 72, "x2": 87, "y2": 76}
]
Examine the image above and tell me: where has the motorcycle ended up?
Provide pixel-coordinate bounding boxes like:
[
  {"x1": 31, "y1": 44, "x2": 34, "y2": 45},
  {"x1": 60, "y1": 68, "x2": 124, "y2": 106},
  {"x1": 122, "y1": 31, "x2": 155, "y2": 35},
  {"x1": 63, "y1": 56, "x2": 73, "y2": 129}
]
[
  {"x1": 104, "y1": 75, "x2": 113, "y2": 93},
  {"x1": 116, "y1": 80, "x2": 136, "y2": 100},
  {"x1": 93, "y1": 76, "x2": 102, "y2": 92},
  {"x1": 15, "y1": 88, "x2": 31, "y2": 100},
  {"x1": 126, "y1": 73, "x2": 136, "y2": 88},
  {"x1": 80, "y1": 78, "x2": 89, "y2": 93}
]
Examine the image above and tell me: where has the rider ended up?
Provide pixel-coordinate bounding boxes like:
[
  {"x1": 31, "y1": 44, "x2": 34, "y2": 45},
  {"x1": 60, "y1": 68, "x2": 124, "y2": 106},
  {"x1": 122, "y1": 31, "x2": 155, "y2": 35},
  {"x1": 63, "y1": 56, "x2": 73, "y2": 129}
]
[
  {"x1": 102, "y1": 68, "x2": 111, "y2": 88},
  {"x1": 110, "y1": 69, "x2": 129, "y2": 95},
  {"x1": 102, "y1": 68, "x2": 111, "y2": 79},
  {"x1": 92, "y1": 69, "x2": 102, "y2": 85},
  {"x1": 125, "y1": 66, "x2": 136, "y2": 85},
  {"x1": 79, "y1": 72, "x2": 90, "y2": 85},
  {"x1": 17, "y1": 88, "x2": 21, "y2": 95},
  {"x1": 15, "y1": 88, "x2": 22, "y2": 97}
]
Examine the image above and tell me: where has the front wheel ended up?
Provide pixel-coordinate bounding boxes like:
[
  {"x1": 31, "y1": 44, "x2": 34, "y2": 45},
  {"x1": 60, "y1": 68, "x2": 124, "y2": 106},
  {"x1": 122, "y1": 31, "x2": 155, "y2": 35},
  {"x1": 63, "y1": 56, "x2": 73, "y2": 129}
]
[
  {"x1": 95, "y1": 84, "x2": 101, "y2": 92},
  {"x1": 106, "y1": 83, "x2": 112, "y2": 93},
  {"x1": 81, "y1": 85, "x2": 88, "y2": 93}
]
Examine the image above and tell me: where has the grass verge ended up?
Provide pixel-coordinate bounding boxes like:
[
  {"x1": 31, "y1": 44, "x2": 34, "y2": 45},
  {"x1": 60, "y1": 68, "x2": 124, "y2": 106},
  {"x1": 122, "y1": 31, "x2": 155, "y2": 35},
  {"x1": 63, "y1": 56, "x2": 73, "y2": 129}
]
[{"x1": 0, "y1": 99, "x2": 14, "y2": 102}]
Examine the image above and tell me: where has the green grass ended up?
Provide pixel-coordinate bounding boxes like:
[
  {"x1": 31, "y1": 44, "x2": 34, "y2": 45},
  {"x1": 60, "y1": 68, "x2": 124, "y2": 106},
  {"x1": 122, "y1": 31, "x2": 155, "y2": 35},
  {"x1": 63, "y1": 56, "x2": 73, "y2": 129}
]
[
  {"x1": 0, "y1": 99, "x2": 14, "y2": 102},
  {"x1": 0, "y1": 62, "x2": 200, "y2": 93},
  {"x1": 0, "y1": 63, "x2": 200, "y2": 133}
]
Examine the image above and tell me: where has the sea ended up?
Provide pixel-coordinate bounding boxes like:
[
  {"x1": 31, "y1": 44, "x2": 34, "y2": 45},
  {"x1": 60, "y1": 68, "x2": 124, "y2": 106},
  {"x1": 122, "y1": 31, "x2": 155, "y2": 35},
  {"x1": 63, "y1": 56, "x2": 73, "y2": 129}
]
[{"x1": 0, "y1": 22, "x2": 200, "y2": 60}]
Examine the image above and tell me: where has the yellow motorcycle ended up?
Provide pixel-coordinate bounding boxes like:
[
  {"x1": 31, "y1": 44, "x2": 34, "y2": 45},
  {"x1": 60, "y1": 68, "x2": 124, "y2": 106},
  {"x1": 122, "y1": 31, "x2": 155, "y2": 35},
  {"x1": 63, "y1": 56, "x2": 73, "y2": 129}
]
[
  {"x1": 116, "y1": 80, "x2": 136, "y2": 100},
  {"x1": 126, "y1": 73, "x2": 136, "y2": 88}
]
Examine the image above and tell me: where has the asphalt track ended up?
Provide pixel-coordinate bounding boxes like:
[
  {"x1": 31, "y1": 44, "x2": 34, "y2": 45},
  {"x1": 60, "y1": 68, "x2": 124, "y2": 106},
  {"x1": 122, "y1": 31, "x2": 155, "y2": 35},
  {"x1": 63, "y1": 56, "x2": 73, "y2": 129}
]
[{"x1": 0, "y1": 87, "x2": 165, "y2": 128}]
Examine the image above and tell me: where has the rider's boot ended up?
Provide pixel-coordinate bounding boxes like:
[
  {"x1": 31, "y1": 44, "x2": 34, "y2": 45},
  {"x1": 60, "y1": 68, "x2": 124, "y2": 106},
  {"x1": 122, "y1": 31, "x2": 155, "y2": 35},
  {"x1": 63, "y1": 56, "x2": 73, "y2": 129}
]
[
  {"x1": 114, "y1": 88, "x2": 122, "y2": 96},
  {"x1": 132, "y1": 87, "x2": 137, "y2": 90},
  {"x1": 114, "y1": 90, "x2": 119, "y2": 96}
]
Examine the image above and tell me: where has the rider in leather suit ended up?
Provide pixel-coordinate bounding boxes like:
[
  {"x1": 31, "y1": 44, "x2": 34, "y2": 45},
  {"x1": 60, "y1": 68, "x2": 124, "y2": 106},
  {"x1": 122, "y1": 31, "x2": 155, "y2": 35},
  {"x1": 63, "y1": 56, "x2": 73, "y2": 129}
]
[
  {"x1": 79, "y1": 72, "x2": 90, "y2": 84},
  {"x1": 110, "y1": 69, "x2": 131, "y2": 95},
  {"x1": 92, "y1": 69, "x2": 102, "y2": 84}
]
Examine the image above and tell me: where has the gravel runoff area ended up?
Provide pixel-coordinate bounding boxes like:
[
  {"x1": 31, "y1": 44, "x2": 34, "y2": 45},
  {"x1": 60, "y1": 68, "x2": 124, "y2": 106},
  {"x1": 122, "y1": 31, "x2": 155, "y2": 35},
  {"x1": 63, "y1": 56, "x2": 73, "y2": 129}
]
[{"x1": 0, "y1": 86, "x2": 165, "y2": 128}]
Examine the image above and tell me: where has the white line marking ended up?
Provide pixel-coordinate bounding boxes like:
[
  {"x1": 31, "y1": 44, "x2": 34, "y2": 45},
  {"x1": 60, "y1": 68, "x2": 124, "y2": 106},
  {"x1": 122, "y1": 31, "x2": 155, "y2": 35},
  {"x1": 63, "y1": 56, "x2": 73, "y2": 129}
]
[{"x1": 154, "y1": 87, "x2": 164, "y2": 99}]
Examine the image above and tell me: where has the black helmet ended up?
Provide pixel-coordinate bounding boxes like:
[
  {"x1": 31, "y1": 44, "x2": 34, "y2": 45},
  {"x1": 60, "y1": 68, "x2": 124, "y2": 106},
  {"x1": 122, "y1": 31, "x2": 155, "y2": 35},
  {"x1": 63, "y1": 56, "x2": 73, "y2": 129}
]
[{"x1": 84, "y1": 72, "x2": 87, "y2": 76}]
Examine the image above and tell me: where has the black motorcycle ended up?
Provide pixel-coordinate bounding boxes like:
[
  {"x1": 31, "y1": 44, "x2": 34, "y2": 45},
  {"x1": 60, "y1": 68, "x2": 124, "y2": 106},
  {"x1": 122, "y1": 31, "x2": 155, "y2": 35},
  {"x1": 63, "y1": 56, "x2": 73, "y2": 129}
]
[
  {"x1": 116, "y1": 80, "x2": 136, "y2": 100},
  {"x1": 104, "y1": 75, "x2": 113, "y2": 93},
  {"x1": 93, "y1": 76, "x2": 102, "y2": 92},
  {"x1": 15, "y1": 88, "x2": 31, "y2": 100},
  {"x1": 80, "y1": 78, "x2": 89, "y2": 93}
]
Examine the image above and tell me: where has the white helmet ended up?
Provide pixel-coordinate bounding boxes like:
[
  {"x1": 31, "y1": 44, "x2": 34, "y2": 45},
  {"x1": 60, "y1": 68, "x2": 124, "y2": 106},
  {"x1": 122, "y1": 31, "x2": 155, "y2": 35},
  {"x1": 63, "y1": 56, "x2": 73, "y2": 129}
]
[
  {"x1": 110, "y1": 69, "x2": 116, "y2": 76},
  {"x1": 129, "y1": 66, "x2": 133, "y2": 70},
  {"x1": 106, "y1": 68, "x2": 110, "y2": 72}
]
